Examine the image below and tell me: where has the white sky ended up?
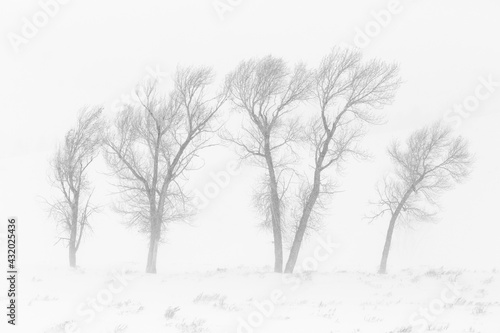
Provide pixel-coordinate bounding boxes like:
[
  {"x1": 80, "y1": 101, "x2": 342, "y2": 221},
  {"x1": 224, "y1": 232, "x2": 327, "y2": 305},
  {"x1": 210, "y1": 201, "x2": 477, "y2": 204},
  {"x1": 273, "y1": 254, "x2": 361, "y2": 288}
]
[{"x1": 0, "y1": 0, "x2": 499, "y2": 273}]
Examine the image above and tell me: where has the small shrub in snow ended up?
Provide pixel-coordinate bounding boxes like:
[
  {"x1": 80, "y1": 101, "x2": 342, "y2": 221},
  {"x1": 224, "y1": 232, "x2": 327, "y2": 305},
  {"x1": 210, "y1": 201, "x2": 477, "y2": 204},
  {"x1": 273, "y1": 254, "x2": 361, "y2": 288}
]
[
  {"x1": 164, "y1": 306, "x2": 180, "y2": 319},
  {"x1": 192, "y1": 293, "x2": 236, "y2": 310},
  {"x1": 175, "y1": 318, "x2": 206, "y2": 333},
  {"x1": 472, "y1": 304, "x2": 487, "y2": 315}
]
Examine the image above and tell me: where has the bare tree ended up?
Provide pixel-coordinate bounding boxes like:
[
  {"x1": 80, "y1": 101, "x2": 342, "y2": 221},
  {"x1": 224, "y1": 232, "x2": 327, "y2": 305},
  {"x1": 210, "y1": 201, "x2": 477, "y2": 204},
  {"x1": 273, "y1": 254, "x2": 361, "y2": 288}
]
[
  {"x1": 224, "y1": 55, "x2": 312, "y2": 273},
  {"x1": 369, "y1": 122, "x2": 473, "y2": 274},
  {"x1": 284, "y1": 48, "x2": 400, "y2": 273},
  {"x1": 49, "y1": 106, "x2": 103, "y2": 267},
  {"x1": 104, "y1": 67, "x2": 227, "y2": 274}
]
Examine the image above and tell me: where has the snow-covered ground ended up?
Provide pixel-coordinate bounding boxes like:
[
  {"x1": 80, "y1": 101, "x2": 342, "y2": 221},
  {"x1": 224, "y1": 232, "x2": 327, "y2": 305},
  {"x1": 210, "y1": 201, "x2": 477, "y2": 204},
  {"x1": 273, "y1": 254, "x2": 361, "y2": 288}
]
[{"x1": 23, "y1": 265, "x2": 500, "y2": 333}]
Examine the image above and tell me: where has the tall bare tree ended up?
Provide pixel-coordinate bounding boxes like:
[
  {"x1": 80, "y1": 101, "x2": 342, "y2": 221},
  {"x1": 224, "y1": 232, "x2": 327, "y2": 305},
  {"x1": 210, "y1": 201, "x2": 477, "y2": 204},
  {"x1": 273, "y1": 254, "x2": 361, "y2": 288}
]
[
  {"x1": 370, "y1": 122, "x2": 473, "y2": 274},
  {"x1": 104, "y1": 67, "x2": 227, "y2": 274},
  {"x1": 49, "y1": 106, "x2": 103, "y2": 267},
  {"x1": 224, "y1": 55, "x2": 312, "y2": 272},
  {"x1": 284, "y1": 48, "x2": 400, "y2": 273}
]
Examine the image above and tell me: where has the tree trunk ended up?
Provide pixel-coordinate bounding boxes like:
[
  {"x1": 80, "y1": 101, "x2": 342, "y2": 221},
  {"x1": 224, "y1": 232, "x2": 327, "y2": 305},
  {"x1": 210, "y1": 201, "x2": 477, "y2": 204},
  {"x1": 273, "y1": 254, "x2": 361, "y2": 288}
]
[
  {"x1": 269, "y1": 181, "x2": 283, "y2": 273},
  {"x1": 69, "y1": 242, "x2": 77, "y2": 268},
  {"x1": 284, "y1": 186, "x2": 320, "y2": 273},
  {"x1": 146, "y1": 133, "x2": 162, "y2": 274},
  {"x1": 285, "y1": 167, "x2": 322, "y2": 273},
  {"x1": 271, "y1": 216, "x2": 283, "y2": 273},
  {"x1": 69, "y1": 202, "x2": 78, "y2": 268},
  {"x1": 378, "y1": 187, "x2": 414, "y2": 274},
  {"x1": 378, "y1": 214, "x2": 397, "y2": 274},
  {"x1": 146, "y1": 238, "x2": 159, "y2": 274},
  {"x1": 263, "y1": 137, "x2": 283, "y2": 273},
  {"x1": 146, "y1": 219, "x2": 160, "y2": 274},
  {"x1": 285, "y1": 128, "x2": 333, "y2": 274}
]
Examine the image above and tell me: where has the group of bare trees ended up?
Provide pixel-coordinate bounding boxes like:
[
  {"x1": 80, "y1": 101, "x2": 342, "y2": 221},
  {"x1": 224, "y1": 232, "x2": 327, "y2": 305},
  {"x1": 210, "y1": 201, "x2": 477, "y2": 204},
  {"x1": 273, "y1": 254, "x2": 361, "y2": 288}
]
[
  {"x1": 223, "y1": 56, "x2": 312, "y2": 273},
  {"x1": 223, "y1": 49, "x2": 404, "y2": 273},
  {"x1": 48, "y1": 47, "x2": 473, "y2": 274}
]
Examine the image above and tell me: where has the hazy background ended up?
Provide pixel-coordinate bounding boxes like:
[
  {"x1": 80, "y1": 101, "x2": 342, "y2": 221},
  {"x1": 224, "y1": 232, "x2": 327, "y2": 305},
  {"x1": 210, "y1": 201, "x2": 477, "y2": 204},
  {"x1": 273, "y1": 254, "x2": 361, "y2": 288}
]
[{"x1": 1, "y1": 0, "x2": 499, "y2": 274}]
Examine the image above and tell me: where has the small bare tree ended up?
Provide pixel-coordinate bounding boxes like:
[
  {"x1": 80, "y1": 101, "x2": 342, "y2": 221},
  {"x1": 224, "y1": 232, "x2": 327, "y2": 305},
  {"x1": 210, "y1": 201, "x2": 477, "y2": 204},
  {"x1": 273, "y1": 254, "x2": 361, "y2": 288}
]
[
  {"x1": 224, "y1": 55, "x2": 312, "y2": 272},
  {"x1": 104, "y1": 67, "x2": 227, "y2": 274},
  {"x1": 370, "y1": 122, "x2": 473, "y2": 274},
  {"x1": 284, "y1": 48, "x2": 400, "y2": 273},
  {"x1": 49, "y1": 106, "x2": 103, "y2": 267}
]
